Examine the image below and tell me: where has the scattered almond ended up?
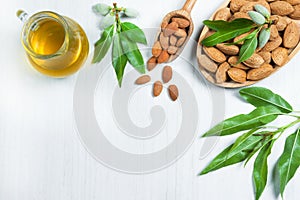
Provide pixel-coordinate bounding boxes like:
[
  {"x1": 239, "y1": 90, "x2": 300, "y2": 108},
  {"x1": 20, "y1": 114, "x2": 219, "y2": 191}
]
[
  {"x1": 157, "y1": 50, "x2": 170, "y2": 63},
  {"x1": 270, "y1": 15, "x2": 287, "y2": 31},
  {"x1": 135, "y1": 75, "x2": 151, "y2": 85},
  {"x1": 162, "y1": 66, "x2": 173, "y2": 83},
  {"x1": 153, "y1": 81, "x2": 163, "y2": 97},
  {"x1": 232, "y1": 12, "x2": 251, "y2": 20},
  {"x1": 270, "y1": 1, "x2": 295, "y2": 16},
  {"x1": 289, "y1": 4, "x2": 300, "y2": 19},
  {"x1": 198, "y1": 55, "x2": 218, "y2": 73},
  {"x1": 261, "y1": 36, "x2": 282, "y2": 52},
  {"x1": 270, "y1": 25, "x2": 279, "y2": 40},
  {"x1": 240, "y1": 2, "x2": 257, "y2": 13},
  {"x1": 228, "y1": 56, "x2": 250, "y2": 70},
  {"x1": 163, "y1": 22, "x2": 179, "y2": 37},
  {"x1": 228, "y1": 68, "x2": 247, "y2": 83},
  {"x1": 167, "y1": 46, "x2": 178, "y2": 55},
  {"x1": 172, "y1": 17, "x2": 190, "y2": 28},
  {"x1": 170, "y1": 35, "x2": 177, "y2": 46},
  {"x1": 216, "y1": 62, "x2": 230, "y2": 83},
  {"x1": 152, "y1": 41, "x2": 162, "y2": 57},
  {"x1": 258, "y1": 51, "x2": 272, "y2": 64},
  {"x1": 176, "y1": 37, "x2": 186, "y2": 47},
  {"x1": 214, "y1": 8, "x2": 232, "y2": 21},
  {"x1": 283, "y1": 22, "x2": 300, "y2": 48},
  {"x1": 203, "y1": 46, "x2": 227, "y2": 63},
  {"x1": 174, "y1": 29, "x2": 187, "y2": 38},
  {"x1": 247, "y1": 64, "x2": 274, "y2": 80},
  {"x1": 230, "y1": 0, "x2": 247, "y2": 13},
  {"x1": 147, "y1": 56, "x2": 157, "y2": 71},
  {"x1": 243, "y1": 53, "x2": 265, "y2": 68},
  {"x1": 159, "y1": 33, "x2": 169, "y2": 50},
  {"x1": 168, "y1": 85, "x2": 179, "y2": 101},
  {"x1": 272, "y1": 47, "x2": 289, "y2": 66},
  {"x1": 216, "y1": 43, "x2": 239, "y2": 55}
]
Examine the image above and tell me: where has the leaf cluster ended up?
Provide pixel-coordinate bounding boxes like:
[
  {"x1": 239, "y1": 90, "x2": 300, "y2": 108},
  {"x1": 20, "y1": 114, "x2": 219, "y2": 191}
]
[
  {"x1": 200, "y1": 87, "x2": 300, "y2": 200},
  {"x1": 201, "y1": 4, "x2": 273, "y2": 63},
  {"x1": 92, "y1": 3, "x2": 147, "y2": 87}
]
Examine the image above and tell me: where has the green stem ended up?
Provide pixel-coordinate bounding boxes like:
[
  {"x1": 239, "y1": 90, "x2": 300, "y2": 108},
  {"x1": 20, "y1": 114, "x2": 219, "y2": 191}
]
[{"x1": 273, "y1": 118, "x2": 300, "y2": 140}]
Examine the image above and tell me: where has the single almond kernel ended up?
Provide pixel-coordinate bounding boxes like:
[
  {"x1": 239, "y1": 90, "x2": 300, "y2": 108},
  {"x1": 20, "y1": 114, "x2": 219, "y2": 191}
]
[
  {"x1": 167, "y1": 46, "x2": 178, "y2": 55},
  {"x1": 216, "y1": 43, "x2": 239, "y2": 55},
  {"x1": 216, "y1": 62, "x2": 231, "y2": 84},
  {"x1": 270, "y1": 1, "x2": 294, "y2": 16},
  {"x1": 157, "y1": 50, "x2": 170, "y2": 63},
  {"x1": 176, "y1": 37, "x2": 186, "y2": 47},
  {"x1": 163, "y1": 22, "x2": 179, "y2": 37},
  {"x1": 214, "y1": 7, "x2": 232, "y2": 21},
  {"x1": 147, "y1": 56, "x2": 157, "y2": 71},
  {"x1": 159, "y1": 33, "x2": 169, "y2": 50},
  {"x1": 174, "y1": 29, "x2": 187, "y2": 38},
  {"x1": 162, "y1": 66, "x2": 173, "y2": 83},
  {"x1": 271, "y1": 47, "x2": 289, "y2": 66},
  {"x1": 228, "y1": 68, "x2": 247, "y2": 83},
  {"x1": 203, "y1": 46, "x2": 227, "y2": 63},
  {"x1": 228, "y1": 56, "x2": 250, "y2": 70},
  {"x1": 258, "y1": 51, "x2": 272, "y2": 64},
  {"x1": 168, "y1": 85, "x2": 179, "y2": 101},
  {"x1": 152, "y1": 41, "x2": 162, "y2": 57},
  {"x1": 198, "y1": 55, "x2": 218, "y2": 73},
  {"x1": 153, "y1": 81, "x2": 163, "y2": 97},
  {"x1": 247, "y1": 64, "x2": 274, "y2": 80},
  {"x1": 283, "y1": 22, "x2": 300, "y2": 48},
  {"x1": 135, "y1": 75, "x2": 151, "y2": 85},
  {"x1": 170, "y1": 35, "x2": 177, "y2": 46},
  {"x1": 171, "y1": 17, "x2": 190, "y2": 28}
]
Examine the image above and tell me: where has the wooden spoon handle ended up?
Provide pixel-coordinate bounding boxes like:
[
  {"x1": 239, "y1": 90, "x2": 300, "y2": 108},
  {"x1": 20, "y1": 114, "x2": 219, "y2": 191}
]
[{"x1": 182, "y1": 0, "x2": 197, "y2": 13}]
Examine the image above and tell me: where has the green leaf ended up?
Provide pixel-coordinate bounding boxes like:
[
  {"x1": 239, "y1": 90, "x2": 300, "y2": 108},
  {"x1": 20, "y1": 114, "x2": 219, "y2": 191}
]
[
  {"x1": 240, "y1": 87, "x2": 293, "y2": 113},
  {"x1": 92, "y1": 25, "x2": 115, "y2": 63},
  {"x1": 244, "y1": 134, "x2": 273, "y2": 166},
  {"x1": 202, "y1": 19, "x2": 254, "y2": 47},
  {"x1": 200, "y1": 133, "x2": 265, "y2": 175},
  {"x1": 229, "y1": 128, "x2": 260, "y2": 153},
  {"x1": 120, "y1": 34, "x2": 145, "y2": 74},
  {"x1": 112, "y1": 33, "x2": 128, "y2": 87},
  {"x1": 253, "y1": 140, "x2": 274, "y2": 200},
  {"x1": 203, "y1": 19, "x2": 254, "y2": 31},
  {"x1": 203, "y1": 106, "x2": 282, "y2": 137},
  {"x1": 202, "y1": 28, "x2": 254, "y2": 47},
  {"x1": 278, "y1": 129, "x2": 300, "y2": 197},
  {"x1": 226, "y1": 29, "x2": 259, "y2": 45},
  {"x1": 120, "y1": 22, "x2": 147, "y2": 45},
  {"x1": 238, "y1": 34, "x2": 258, "y2": 63}
]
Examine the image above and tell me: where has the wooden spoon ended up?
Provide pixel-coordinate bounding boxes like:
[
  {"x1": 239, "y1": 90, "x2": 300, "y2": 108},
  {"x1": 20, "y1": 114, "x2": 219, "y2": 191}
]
[
  {"x1": 155, "y1": 0, "x2": 197, "y2": 63},
  {"x1": 197, "y1": 0, "x2": 300, "y2": 88}
]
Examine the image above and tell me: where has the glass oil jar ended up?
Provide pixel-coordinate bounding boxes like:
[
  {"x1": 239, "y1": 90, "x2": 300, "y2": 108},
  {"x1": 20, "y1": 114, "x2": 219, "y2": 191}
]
[{"x1": 17, "y1": 10, "x2": 89, "y2": 77}]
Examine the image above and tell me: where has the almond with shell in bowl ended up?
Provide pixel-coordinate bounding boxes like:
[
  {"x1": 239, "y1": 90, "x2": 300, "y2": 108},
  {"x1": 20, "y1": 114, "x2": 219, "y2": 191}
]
[{"x1": 197, "y1": 0, "x2": 300, "y2": 88}]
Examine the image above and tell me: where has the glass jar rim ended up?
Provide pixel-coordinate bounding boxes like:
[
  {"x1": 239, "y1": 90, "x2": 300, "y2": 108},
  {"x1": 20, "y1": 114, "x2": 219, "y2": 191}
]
[{"x1": 21, "y1": 11, "x2": 69, "y2": 59}]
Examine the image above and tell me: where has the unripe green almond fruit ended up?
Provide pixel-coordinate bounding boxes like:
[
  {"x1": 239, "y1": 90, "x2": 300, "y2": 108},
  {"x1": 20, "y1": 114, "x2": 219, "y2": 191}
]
[
  {"x1": 100, "y1": 14, "x2": 115, "y2": 29},
  {"x1": 92, "y1": 3, "x2": 111, "y2": 16},
  {"x1": 254, "y1": 4, "x2": 270, "y2": 18},
  {"x1": 258, "y1": 28, "x2": 271, "y2": 48},
  {"x1": 248, "y1": 11, "x2": 266, "y2": 25},
  {"x1": 124, "y1": 8, "x2": 139, "y2": 18}
]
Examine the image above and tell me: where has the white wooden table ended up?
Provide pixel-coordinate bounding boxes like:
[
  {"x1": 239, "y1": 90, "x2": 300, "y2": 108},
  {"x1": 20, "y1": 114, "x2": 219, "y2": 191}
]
[{"x1": 1, "y1": 0, "x2": 300, "y2": 199}]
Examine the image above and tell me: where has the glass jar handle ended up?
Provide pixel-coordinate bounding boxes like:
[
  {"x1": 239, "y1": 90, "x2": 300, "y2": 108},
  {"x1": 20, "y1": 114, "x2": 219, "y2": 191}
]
[{"x1": 16, "y1": 10, "x2": 28, "y2": 23}]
